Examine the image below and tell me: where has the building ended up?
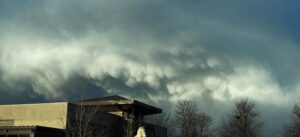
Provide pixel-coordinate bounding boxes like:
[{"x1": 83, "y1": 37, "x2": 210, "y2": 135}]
[
  {"x1": 0, "y1": 95, "x2": 167, "y2": 137},
  {"x1": 80, "y1": 95, "x2": 165, "y2": 137}
]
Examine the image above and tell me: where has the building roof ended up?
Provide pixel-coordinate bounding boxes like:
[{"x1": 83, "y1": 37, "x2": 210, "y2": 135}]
[
  {"x1": 79, "y1": 95, "x2": 162, "y2": 116},
  {"x1": 83, "y1": 95, "x2": 129, "y2": 102}
]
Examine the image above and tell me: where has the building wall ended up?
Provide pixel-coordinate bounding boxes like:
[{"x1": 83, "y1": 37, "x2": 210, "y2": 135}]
[
  {"x1": 0, "y1": 102, "x2": 69, "y2": 129},
  {"x1": 144, "y1": 123, "x2": 167, "y2": 137},
  {"x1": 92, "y1": 112, "x2": 125, "y2": 137}
]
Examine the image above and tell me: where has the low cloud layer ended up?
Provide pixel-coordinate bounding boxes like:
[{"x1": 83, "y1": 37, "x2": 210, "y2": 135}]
[{"x1": 0, "y1": 0, "x2": 300, "y2": 136}]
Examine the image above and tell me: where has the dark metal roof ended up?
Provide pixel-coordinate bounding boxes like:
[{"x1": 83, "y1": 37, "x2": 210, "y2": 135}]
[
  {"x1": 79, "y1": 95, "x2": 162, "y2": 115},
  {"x1": 83, "y1": 95, "x2": 129, "y2": 102}
]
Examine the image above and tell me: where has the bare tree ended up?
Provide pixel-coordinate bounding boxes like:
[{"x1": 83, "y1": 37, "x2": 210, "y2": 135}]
[
  {"x1": 175, "y1": 100, "x2": 213, "y2": 137},
  {"x1": 149, "y1": 112, "x2": 176, "y2": 137},
  {"x1": 198, "y1": 112, "x2": 213, "y2": 137},
  {"x1": 176, "y1": 100, "x2": 199, "y2": 137},
  {"x1": 284, "y1": 104, "x2": 300, "y2": 137},
  {"x1": 120, "y1": 115, "x2": 144, "y2": 137},
  {"x1": 218, "y1": 99, "x2": 262, "y2": 137},
  {"x1": 150, "y1": 112, "x2": 171, "y2": 128},
  {"x1": 66, "y1": 102, "x2": 105, "y2": 137}
]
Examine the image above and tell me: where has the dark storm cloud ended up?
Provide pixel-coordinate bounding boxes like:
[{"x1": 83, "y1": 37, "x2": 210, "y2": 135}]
[{"x1": 0, "y1": 0, "x2": 300, "y2": 136}]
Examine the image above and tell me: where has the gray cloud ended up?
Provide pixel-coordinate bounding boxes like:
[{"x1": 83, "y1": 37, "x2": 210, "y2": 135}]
[{"x1": 0, "y1": 0, "x2": 300, "y2": 136}]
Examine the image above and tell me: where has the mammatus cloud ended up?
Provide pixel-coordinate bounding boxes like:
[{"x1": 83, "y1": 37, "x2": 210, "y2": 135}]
[{"x1": 0, "y1": 0, "x2": 300, "y2": 136}]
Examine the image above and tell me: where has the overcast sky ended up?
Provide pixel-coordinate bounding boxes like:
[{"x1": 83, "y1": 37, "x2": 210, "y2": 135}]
[{"x1": 0, "y1": 0, "x2": 300, "y2": 136}]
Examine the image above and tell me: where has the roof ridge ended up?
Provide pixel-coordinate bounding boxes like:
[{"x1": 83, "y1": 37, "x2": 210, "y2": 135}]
[{"x1": 81, "y1": 95, "x2": 130, "y2": 102}]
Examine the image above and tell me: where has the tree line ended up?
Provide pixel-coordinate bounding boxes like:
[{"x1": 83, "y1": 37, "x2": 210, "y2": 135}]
[{"x1": 149, "y1": 99, "x2": 300, "y2": 137}]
